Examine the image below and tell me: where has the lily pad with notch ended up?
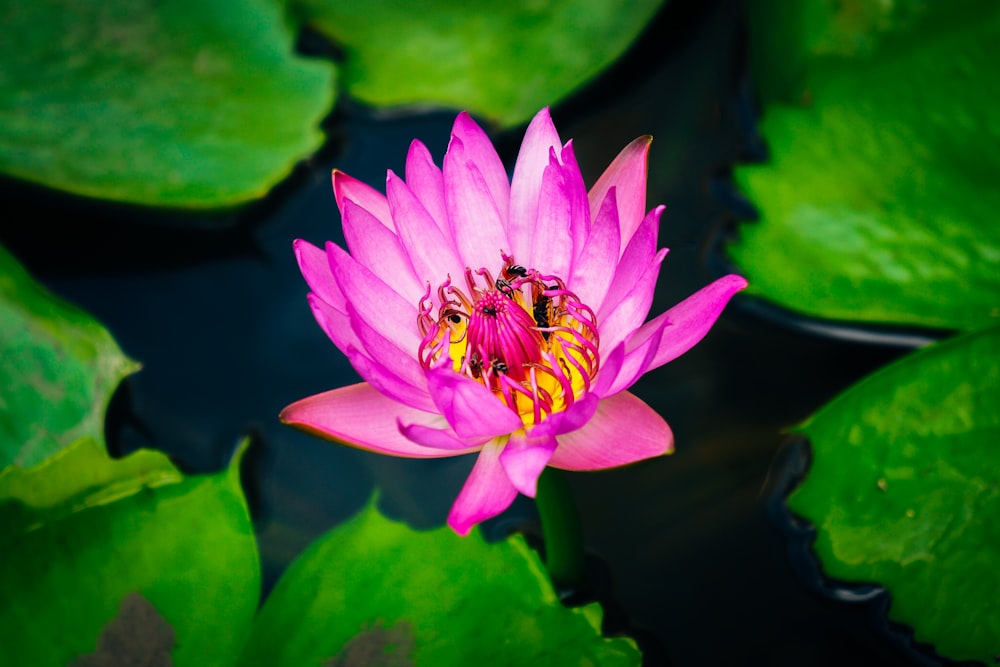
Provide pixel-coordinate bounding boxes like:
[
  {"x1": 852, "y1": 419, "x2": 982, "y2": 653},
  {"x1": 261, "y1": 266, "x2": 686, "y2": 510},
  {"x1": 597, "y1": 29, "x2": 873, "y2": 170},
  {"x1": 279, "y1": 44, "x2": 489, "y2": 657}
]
[{"x1": 785, "y1": 326, "x2": 1000, "y2": 664}]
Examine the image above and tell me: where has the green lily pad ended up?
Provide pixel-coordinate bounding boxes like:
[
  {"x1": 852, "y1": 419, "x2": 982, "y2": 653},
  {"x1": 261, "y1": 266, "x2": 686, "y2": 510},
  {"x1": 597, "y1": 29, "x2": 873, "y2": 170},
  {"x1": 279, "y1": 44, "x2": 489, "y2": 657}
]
[
  {"x1": 787, "y1": 326, "x2": 1000, "y2": 664},
  {"x1": 727, "y1": 0, "x2": 1000, "y2": 331},
  {"x1": 238, "y1": 498, "x2": 641, "y2": 666},
  {"x1": 294, "y1": 0, "x2": 664, "y2": 127},
  {"x1": 0, "y1": 243, "x2": 138, "y2": 470},
  {"x1": 0, "y1": 0, "x2": 336, "y2": 209},
  {"x1": 0, "y1": 437, "x2": 260, "y2": 667},
  {"x1": 747, "y1": 0, "x2": 934, "y2": 105}
]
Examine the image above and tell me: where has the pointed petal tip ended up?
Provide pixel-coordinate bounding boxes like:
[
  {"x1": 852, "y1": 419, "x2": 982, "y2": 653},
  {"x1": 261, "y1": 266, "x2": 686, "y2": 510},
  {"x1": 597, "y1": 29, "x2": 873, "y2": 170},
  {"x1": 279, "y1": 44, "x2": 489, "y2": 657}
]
[
  {"x1": 446, "y1": 442, "x2": 518, "y2": 536},
  {"x1": 447, "y1": 514, "x2": 475, "y2": 537},
  {"x1": 330, "y1": 169, "x2": 349, "y2": 202},
  {"x1": 529, "y1": 106, "x2": 552, "y2": 123},
  {"x1": 277, "y1": 396, "x2": 343, "y2": 444},
  {"x1": 453, "y1": 110, "x2": 476, "y2": 132},
  {"x1": 728, "y1": 273, "x2": 750, "y2": 291}
]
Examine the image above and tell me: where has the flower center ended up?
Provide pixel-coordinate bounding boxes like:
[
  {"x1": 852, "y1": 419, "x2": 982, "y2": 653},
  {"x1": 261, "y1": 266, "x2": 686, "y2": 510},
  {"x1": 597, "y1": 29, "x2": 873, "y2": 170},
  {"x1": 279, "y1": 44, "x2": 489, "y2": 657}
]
[{"x1": 418, "y1": 254, "x2": 600, "y2": 427}]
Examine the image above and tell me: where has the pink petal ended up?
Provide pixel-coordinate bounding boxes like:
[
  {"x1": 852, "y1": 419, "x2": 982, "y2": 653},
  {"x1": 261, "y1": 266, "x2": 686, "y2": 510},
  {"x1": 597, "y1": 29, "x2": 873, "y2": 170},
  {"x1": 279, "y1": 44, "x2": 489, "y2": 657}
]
[
  {"x1": 385, "y1": 171, "x2": 465, "y2": 287},
  {"x1": 499, "y1": 431, "x2": 558, "y2": 497},
  {"x1": 346, "y1": 347, "x2": 438, "y2": 413},
  {"x1": 405, "y1": 139, "x2": 449, "y2": 235},
  {"x1": 597, "y1": 321, "x2": 665, "y2": 397},
  {"x1": 294, "y1": 239, "x2": 346, "y2": 312},
  {"x1": 588, "y1": 136, "x2": 652, "y2": 251},
  {"x1": 558, "y1": 141, "x2": 590, "y2": 263},
  {"x1": 451, "y1": 111, "x2": 510, "y2": 222},
  {"x1": 527, "y1": 392, "x2": 600, "y2": 438},
  {"x1": 447, "y1": 440, "x2": 518, "y2": 536},
  {"x1": 509, "y1": 107, "x2": 562, "y2": 263},
  {"x1": 644, "y1": 273, "x2": 748, "y2": 370},
  {"x1": 341, "y1": 199, "x2": 423, "y2": 302},
  {"x1": 332, "y1": 170, "x2": 393, "y2": 231},
  {"x1": 527, "y1": 151, "x2": 573, "y2": 278},
  {"x1": 591, "y1": 341, "x2": 625, "y2": 396},
  {"x1": 443, "y1": 136, "x2": 509, "y2": 270},
  {"x1": 344, "y1": 300, "x2": 434, "y2": 407},
  {"x1": 327, "y1": 242, "x2": 421, "y2": 352},
  {"x1": 548, "y1": 391, "x2": 673, "y2": 471},
  {"x1": 598, "y1": 205, "x2": 663, "y2": 317},
  {"x1": 598, "y1": 248, "x2": 668, "y2": 355},
  {"x1": 280, "y1": 383, "x2": 470, "y2": 458},
  {"x1": 568, "y1": 186, "x2": 621, "y2": 310},
  {"x1": 398, "y1": 420, "x2": 491, "y2": 451},
  {"x1": 308, "y1": 293, "x2": 362, "y2": 356},
  {"x1": 426, "y1": 367, "x2": 524, "y2": 439}
]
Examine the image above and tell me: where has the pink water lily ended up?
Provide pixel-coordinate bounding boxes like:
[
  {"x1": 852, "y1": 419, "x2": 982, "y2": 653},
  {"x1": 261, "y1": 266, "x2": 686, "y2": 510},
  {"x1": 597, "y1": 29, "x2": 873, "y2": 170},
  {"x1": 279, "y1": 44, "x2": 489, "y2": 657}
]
[{"x1": 282, "y1": 108, "x2": 747, "y2": 535}]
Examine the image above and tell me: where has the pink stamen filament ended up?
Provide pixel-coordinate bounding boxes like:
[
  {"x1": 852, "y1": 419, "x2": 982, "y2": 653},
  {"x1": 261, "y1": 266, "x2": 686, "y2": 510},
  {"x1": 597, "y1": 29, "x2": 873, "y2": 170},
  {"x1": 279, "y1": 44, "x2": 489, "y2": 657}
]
[{"x1": 417, "y1": 255, "x2": 600, "y2": 424}]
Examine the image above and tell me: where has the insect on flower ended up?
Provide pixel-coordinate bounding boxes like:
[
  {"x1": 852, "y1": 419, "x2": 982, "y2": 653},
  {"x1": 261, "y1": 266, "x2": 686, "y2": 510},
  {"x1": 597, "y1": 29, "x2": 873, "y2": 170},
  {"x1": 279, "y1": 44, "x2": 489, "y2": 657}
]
[{"x1": 281, "y1": 108, "x2": 747, "y2": 535}]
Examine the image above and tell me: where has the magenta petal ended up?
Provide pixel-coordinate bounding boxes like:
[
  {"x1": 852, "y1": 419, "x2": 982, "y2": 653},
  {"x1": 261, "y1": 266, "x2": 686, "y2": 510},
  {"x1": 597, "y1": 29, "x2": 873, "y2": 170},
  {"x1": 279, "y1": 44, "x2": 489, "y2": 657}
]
[
  {"x1": 443, "y1": 136, "x2": 509, "y2": 269},
  {"x1": 599, "y1": 248, "x2": 668, "y2": 355},
  {"x1": 294, "y1": 240, "x2": 346, "y2": 312},
  {"x1": 386, "y1": 171, "x2": 465, "y2": 288},
  {"x1": 405, "y1": 139, "x2": 449, "y2": 235},
  {"x1": 398, "y1": 420, "x2": 491, "y2": 450},
  {"x1": 527, "y1": 153, "x2": 573, "y2": 277},
  {"x1": 528, "y1": 392, "x2": 600, "y2": 438},
  {"x1": 549, "y1": 391, "x2": 673, "y2": 471},
  {"x1": 341, "y1": 199, "x2": 423, "y2": 302},
  {"x1": 499, "y1": 431, "x2": 558, "y2": 497},
  {"x1": 451, "y1": 112, "x2": 510, "y2": 221},
  {"x1": 645, "y1": 274, "x2": 748, "y2": 370},
  {"x1": 280, "y1": 383, "x2": 468, "y2": 459},
  {"x1": 332, "y1": 170, "x2": 392, "y2": 230},
  {"x1": 343, "y1": 301, "x2": 435, "y2": 411},
  {"x1": 569, "y1": 187, "x2": 621, "y2": 310},
  {"x1": 308, "y1": 293, "x2": 362, "y2": 357},
  {"x1": 346, "y1": 347, "x2": 438, "y2": 413},
  {"x1": 591, "y1": 341, "x2": 625, "y2": 396},
  {"x1": 327, "y1": 242, "x2": 421, "y2": 353},
  {"x1": 598, "y1": 321, "x2": 665, "y2": 397},
  {"x1": 598, "y1": 205, "x2": 663, "y2": 316},
  {"x1": 509, "y1": 107, "x2": 562, "y2": 262},
  {"x1": 588, "y1": 135, "x2": 651, "y2": 249},
  {"x1": 426, "y1": 367, "x2": 524, "y2": 439},
  {"x1": 447, "y1": 440, "x2": 518, "y2": 536},
  {"x1": 559, "y1": 141, "x2": 591, "y2": 262}
]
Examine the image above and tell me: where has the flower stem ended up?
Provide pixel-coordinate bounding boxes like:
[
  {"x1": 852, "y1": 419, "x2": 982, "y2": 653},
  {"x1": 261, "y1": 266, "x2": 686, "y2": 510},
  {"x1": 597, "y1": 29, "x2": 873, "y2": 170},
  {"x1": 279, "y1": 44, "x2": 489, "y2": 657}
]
[{"x1": 535, "y1": 467, "x2": 586, "y2": 592}]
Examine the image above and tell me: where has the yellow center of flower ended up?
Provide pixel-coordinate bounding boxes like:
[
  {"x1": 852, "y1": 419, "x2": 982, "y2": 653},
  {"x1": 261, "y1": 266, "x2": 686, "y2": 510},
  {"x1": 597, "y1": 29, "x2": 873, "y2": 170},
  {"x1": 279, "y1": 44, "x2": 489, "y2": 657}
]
[{"x1": 417, "y1": 255, "x2": 600, "y2": 428}]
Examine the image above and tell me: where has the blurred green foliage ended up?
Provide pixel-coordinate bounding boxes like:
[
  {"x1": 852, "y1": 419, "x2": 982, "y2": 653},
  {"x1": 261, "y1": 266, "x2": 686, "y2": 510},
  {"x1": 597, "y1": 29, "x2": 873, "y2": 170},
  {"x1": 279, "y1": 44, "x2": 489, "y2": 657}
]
[
  {"x1": 0, "y1": 0, "x2": 335, "y2": 208},
  {"x1": 729, "y1": 0, "x2": 1000, "y2": 331},
  {"x1": 296, "y1": 0, "x2": 664, "y2": 127},
  {"x1": 0, "y1": 244, "x2": 138, "y2": 469}
]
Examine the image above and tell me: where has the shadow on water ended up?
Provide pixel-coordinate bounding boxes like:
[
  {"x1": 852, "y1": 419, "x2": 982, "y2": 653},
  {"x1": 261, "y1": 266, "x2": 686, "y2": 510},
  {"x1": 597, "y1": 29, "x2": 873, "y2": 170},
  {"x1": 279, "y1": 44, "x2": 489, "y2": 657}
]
[{"x1": 0, "y1": 0, "x2": 961, "y2": 664}]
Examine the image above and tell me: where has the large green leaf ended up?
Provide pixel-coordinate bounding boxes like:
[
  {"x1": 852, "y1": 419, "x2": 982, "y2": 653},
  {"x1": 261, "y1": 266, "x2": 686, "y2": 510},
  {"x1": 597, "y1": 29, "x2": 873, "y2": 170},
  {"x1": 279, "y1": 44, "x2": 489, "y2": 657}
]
[
  {"x1": 0, "y1": 244, "x2": 138, "y2": 469},
  {"x1": 294, "y1": 0, "x2": 664, "y2": 127},
  {"x1": 238, "y1": 498, "x2": 641, "y2": 666},
  {"x1": 747, "y1": 0, "x2": 934, "y2": 105},
  {"x1": 787, "y1": 327, "x2": 1000, "y2": 664},
  {"x1": 0, "y1": 437, "x2": 260, "y2": 667},
  {"x1": 0, "y1": 0, "x2": 336, "y2": 208},
  {"x1": 727, "y1": 0, "x2": 1000, "y2": 331}
]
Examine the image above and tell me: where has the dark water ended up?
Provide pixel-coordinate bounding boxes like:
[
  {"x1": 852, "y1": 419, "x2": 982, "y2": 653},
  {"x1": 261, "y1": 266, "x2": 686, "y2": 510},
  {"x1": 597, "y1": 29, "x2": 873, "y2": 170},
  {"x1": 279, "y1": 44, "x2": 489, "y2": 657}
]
[{"x1": 1, "y1": 0, "x2": 953, "y2": 664}]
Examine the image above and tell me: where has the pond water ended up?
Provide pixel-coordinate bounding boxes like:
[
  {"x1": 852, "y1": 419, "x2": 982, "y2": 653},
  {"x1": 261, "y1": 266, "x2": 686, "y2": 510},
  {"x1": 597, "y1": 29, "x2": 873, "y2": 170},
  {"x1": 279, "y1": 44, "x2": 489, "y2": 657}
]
[{"x1": 1, "y1": 0, "x2": 944, "y2": 664}]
